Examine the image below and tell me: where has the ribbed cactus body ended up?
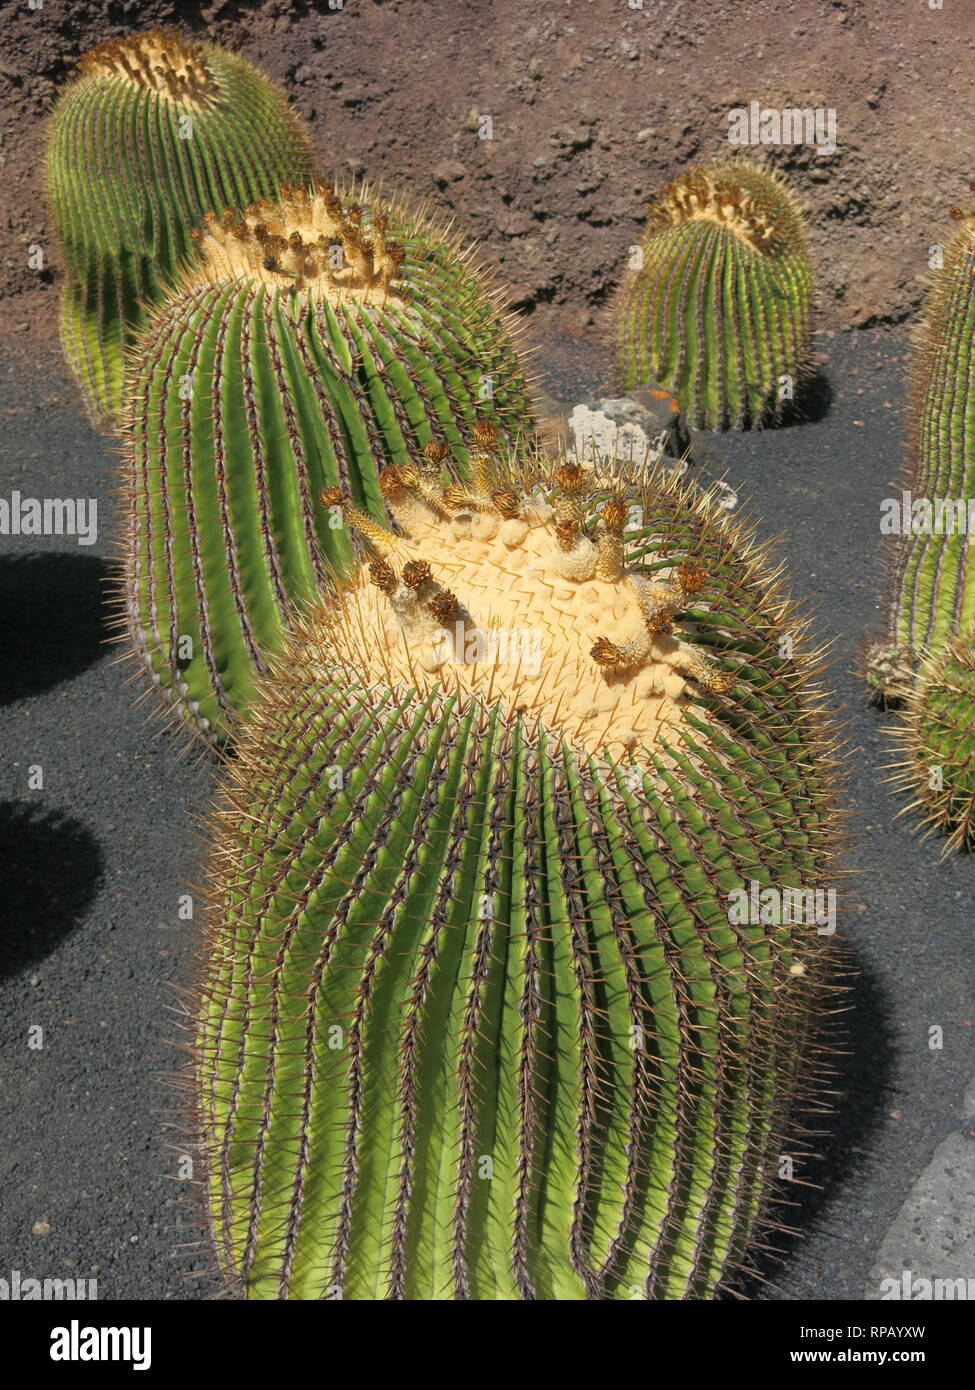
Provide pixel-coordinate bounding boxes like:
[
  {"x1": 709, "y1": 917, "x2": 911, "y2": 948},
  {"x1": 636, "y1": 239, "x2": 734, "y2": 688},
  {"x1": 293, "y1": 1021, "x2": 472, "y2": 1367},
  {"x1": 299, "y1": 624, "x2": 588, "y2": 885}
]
[
  {"x1": 121, "y1": 185, "x2": 534, "y2": 746},
  {"x1": 866, "y1": 206, "x2": 975, "y2": 848},
  {"x1": 868, "y1": 210, "x2": 975, "y2": 693},
  {"x1": 45, "y1": 30, "x2": 313, "y2": 429},
  {"x1": 896, "y1": 636, "x2": 975, "y2": 853},
  {"x1": 195, "y1": 437, "x2": 841, "y2": 1300},
  {"x1": 616, "y1": 163, "x2": 813, "y2": 430}
]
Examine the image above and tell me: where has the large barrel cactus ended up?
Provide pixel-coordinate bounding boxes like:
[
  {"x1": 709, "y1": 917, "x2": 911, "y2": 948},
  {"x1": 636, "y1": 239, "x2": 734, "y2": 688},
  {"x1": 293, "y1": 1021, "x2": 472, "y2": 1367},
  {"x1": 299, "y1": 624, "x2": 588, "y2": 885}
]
[
  {"x1": 119, "y1": 182, "x2": 534, "y2": 747},
  {"x1": 616, "y1": 162, "x2": 814, "y2": 430},
  {"x1": 45, "y1": 29, "x2": 314, "y2": 429},
  {"x1": 194, "y1": 427, "x2": 842, "y2": 1300},
  {"x1": 868, "y1": 201, "x2": 975, "y2": 850}
]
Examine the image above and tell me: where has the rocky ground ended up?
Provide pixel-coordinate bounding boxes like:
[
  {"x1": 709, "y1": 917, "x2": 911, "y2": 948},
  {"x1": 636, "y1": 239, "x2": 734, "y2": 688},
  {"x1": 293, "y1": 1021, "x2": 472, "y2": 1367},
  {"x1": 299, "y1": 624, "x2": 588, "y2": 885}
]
[
  {"x1": 1, "y1": 325, "x2": 973, "y2": 1301},
  {"x1": 2, "y1": 0, "x2": 975, "y2": 346}
]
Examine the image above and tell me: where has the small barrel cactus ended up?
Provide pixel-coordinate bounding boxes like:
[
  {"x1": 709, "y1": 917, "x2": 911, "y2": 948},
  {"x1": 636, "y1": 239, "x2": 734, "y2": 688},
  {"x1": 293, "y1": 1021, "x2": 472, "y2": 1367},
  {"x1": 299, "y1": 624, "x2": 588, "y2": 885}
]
[
  {"x1": 615, "y1": 162, "x2": 814, "y2": 430},
  {"x1": 119, "y1": 183, "x2": 534, "y2": 746},
  {"x1": 866, "y1": 199, "x2": 975, "y2": 849},
  {"x1": 893, "y1": 634, "x2": 975, "y2": 854},
  {"x1": 194, "y1": 426, "x2": 842, "y2": 1300},
  {"x1": 45, "y1": 29, "x2": 314, "y2": 429}
]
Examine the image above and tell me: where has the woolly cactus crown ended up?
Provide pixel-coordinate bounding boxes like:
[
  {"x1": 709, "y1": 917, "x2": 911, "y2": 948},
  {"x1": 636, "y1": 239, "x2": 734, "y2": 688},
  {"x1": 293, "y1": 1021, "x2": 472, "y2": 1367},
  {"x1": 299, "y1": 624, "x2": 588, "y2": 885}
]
[
  {"x1": 188, "y1": 182, "x2": 407, "y2": 303},
  {"x1": 317, "y1": 426, "x2": 735, "y2": 761},
  {"x1": 645, "y1": 162, "x2": 807, "y2": 256}
]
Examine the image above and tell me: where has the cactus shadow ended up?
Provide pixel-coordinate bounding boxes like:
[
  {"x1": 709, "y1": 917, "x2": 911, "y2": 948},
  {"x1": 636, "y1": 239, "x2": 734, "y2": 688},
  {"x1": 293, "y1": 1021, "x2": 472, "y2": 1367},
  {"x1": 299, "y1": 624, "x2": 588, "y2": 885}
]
[
  {"x1": 778, "y1": 367, "x2": 833, "y2": 427},
  {"x1": 0, "y1": 801, "x2": 104, "y2": 981},
  {"x1": 0, "y1": 553, "x2": 110, "y2": 706},
  {"x1": 728, "y1": 950, "x2": 895, "y2": 1299}
]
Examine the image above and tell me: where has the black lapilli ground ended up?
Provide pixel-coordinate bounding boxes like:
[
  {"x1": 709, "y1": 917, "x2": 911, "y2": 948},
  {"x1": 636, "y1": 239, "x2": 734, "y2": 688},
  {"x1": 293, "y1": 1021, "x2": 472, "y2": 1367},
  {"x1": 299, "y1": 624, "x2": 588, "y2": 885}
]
[{"x1": 0, "y1": 325, "x2": 972, "y2": 1301}]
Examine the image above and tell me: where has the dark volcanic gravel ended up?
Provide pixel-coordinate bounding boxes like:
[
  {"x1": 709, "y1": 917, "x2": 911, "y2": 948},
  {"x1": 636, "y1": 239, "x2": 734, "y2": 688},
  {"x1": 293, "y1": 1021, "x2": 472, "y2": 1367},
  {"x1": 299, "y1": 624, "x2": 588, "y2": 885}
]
[{"x1": 1, "y1": 326, "x2": 973, "y2": 1302}]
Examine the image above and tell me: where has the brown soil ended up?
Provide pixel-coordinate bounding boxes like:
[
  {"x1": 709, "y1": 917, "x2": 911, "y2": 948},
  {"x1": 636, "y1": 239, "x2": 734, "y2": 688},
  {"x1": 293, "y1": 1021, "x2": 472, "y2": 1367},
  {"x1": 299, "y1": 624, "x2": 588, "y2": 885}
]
[{"x1": 2, "y1": 0, "x2": 974, "y2": 360}]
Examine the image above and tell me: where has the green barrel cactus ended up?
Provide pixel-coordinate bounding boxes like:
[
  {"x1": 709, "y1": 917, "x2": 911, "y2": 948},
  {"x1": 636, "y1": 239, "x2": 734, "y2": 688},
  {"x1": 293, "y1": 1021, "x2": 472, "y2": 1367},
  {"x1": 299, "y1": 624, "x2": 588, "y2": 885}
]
[
  {"x1": 194, "y1": 427, "x2": 842, "y2": 1300},
  {"x1": 867, "y1": 205, "x2": 975, "y2": 701},
  {"x1": 615, "y1": 162, "x2": 814, "y2": 431},
  {"x1": 45, "y1": 29, "x2": 314, "y2": 429},
  {"x1": 867, "y1": 201, "x2": 975, "y2": 848},
  {"x1": 119, "y1": 183, "x2": 534, "y2": 747},
  {"x1": 893, "y1": 635, "x2": 975, "y2": 854}
]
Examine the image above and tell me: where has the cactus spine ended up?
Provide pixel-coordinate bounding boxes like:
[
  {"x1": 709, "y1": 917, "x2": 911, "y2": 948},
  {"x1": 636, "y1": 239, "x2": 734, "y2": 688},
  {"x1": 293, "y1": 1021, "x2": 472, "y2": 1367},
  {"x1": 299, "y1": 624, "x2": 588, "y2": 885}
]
[
  {"x1": 616, "y1": 162, "x2": 814, "y2": 430},
  {"x1": 119, "y1": 184, "x2": 534, "y2": 747},
  {"x1": 868, "y1": 200, "x2": 975, "y2": 849},
  {"x1": 194, "y1": 428, "x2": 842, "y2": 1300},
  {"x1": 45, "y1": 29, "x2": 314, "y2": 429}
]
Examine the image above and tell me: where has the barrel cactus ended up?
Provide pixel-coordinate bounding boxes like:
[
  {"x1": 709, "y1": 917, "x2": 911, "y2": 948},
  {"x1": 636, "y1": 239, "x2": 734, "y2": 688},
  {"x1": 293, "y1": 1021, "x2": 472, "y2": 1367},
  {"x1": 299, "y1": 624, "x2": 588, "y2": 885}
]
[
  {"x1": 867, "y1": 204, "x2": 975, "y2": 700},
  {"x1": 616, "y1": 162, "x2": 814, "y2": 430},
  {"x1": 119, "y1": 182, "x2": 534, "y2": 747},
  {"x1": 892, "y1": 635, "x2": 975, "y2": 854},
  {"x1": 45, "y1": 28, "x2": 313, "y2": 429},
  {"x1": 194, "y1": 426, "x2": 842, "y2": 1300},
  {"x1": 867, "y1": 199, "x2": 975, "y2": 849}
]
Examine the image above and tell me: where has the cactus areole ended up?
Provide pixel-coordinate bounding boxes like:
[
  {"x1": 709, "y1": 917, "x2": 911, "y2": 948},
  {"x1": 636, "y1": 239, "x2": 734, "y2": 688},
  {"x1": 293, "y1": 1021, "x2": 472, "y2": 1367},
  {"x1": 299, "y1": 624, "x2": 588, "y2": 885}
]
[{"x1": 195, "y1": 430, "x2": 842, "y2": 1300}]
